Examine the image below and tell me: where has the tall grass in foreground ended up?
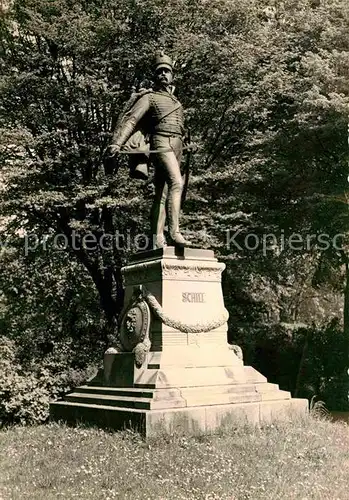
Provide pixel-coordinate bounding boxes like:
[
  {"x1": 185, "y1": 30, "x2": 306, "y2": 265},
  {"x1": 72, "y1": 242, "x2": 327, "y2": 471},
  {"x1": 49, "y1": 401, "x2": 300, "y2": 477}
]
[{"x1": 0, "y1": 415, "x2": 348, "y2": 499}]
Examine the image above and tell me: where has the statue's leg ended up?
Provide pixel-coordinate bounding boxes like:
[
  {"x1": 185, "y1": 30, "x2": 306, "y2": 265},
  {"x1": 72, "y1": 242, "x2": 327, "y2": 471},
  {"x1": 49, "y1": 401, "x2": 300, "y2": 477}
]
[
  {"x1": 151, "y1": 136, "x2": 191, "y2": 248},
  {"x1": 150, "y1": 167, "x2": 168, "y2": 249}
]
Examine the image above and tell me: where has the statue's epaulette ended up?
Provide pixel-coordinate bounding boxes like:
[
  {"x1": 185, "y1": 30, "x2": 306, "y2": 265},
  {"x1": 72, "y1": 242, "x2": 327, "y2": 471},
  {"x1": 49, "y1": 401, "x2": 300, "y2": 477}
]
[
  {"x1": 115, "y1": 88, "x2": 153, "y2": 130},
  {"x1": 150, "y1": 90, "x2": 178, "y2": 103},
  {"x1": 124, "y1": 88, "x2": 153, "y2": 113}
]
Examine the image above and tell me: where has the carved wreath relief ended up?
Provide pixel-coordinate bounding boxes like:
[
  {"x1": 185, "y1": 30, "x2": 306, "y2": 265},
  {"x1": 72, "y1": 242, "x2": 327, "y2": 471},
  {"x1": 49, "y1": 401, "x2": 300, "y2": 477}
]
[{"x1": 118, "y1": 292, "x2": 151, "y2": 368}]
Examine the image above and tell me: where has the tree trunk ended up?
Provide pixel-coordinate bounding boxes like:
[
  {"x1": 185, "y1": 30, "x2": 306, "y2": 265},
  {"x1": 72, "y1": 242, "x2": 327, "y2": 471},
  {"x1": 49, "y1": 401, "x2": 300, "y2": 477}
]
[{"x1": 294, "y1": 330, "x2": 310, "y2": 398}]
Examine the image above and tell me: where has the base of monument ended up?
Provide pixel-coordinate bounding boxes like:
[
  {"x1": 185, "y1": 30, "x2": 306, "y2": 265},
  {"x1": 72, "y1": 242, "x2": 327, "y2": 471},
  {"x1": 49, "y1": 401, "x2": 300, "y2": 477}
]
[
  {"x1": 50, "y1": 247, "x2": 308, "y2": 436},
  {"x1": 50, "y1": 397, "x2": 307, "y2": 436},
  {"x1": 50, "y1": 352, "x2": 308, "y2": 437}
]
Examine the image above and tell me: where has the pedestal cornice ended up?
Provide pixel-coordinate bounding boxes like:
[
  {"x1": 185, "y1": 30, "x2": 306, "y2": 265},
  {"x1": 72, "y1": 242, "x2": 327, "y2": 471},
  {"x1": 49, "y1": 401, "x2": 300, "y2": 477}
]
[{"x1": 122, "y1": 259, "x2": 226, "y2": 285}]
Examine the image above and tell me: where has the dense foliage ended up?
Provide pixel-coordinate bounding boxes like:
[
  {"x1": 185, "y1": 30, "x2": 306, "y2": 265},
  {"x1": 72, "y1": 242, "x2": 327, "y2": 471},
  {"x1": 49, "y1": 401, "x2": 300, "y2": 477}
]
[{"x1": 0, "y1": 0, "x2": 348, "y2": 422}]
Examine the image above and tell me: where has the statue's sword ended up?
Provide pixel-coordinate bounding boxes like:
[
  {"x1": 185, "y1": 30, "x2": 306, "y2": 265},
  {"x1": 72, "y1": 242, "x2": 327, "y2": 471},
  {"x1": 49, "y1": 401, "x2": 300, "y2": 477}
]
[
  {"x1": 105, "y1": 142, "x2": 197, "y2": 191},
  {"x1": 115, "y1": 144, "x2": 197, "y2": 154},
  {"x1": 181, "y1": 129, "x2": 192, "y2": 208}
]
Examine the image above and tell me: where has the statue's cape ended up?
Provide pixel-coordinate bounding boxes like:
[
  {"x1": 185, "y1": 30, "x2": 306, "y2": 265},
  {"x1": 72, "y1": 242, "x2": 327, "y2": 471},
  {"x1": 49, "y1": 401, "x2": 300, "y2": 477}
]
[{"x1": 114, "y1": 89, "x2": 152, "y2": 180}]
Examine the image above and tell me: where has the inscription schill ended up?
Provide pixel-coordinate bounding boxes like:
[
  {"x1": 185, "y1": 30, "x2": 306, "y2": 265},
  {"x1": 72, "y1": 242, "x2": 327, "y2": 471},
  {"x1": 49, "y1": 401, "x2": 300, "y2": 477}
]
[{"x1": 182, "y1": 292, "x2": 205, "y2": 303}]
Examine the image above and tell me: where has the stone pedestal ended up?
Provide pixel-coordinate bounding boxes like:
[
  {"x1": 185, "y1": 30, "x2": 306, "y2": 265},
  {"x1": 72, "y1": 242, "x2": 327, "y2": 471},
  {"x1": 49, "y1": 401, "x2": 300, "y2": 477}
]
[{"x1": 50, "y1": 248, "x2": 308, "y2": 436}]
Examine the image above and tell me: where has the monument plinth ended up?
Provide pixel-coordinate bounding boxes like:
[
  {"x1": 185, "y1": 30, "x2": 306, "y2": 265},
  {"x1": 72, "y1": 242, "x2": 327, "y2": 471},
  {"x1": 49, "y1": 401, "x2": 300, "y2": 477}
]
[{"x1": 50, "y1": 248, "x2": 308, "y2": 435}]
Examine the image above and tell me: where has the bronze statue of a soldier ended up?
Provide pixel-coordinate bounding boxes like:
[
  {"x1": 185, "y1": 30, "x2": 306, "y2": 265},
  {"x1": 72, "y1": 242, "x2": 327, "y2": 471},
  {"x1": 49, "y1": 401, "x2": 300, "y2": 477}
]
[{"x1": 108, "y1": 51, "x2": 192, "y2": 249}]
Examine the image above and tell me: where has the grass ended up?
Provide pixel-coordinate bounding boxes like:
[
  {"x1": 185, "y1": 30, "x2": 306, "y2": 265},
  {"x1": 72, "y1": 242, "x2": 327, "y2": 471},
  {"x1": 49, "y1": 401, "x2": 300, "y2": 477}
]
[{"x1": 0, "y1": 415, "x2": 348, "y2": 499}]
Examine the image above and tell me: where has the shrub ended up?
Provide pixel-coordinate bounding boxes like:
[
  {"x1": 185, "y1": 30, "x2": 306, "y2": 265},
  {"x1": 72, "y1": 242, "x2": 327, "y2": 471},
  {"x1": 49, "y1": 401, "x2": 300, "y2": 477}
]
[
  {"x1": 231, "y1": 319, "x2": 348, "y2": 411},
  {"x1": 0, "y1": 336, "x2": 96, "y2": 426}
]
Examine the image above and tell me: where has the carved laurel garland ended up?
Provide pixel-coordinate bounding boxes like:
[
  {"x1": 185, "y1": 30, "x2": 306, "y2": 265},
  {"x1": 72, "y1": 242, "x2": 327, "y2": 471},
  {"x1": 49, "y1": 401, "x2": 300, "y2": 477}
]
[
  {"x1": 161, "y1": 262, "x2": 225, "y2": 280},
  {"x1": 141, "y1": 285, "x2": 229, "y2": 333}
]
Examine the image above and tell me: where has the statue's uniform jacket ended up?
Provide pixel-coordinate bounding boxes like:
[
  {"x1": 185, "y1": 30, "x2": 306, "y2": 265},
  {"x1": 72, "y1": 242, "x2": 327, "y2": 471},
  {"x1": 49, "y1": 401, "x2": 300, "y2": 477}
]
[
  {"x1": 112, "y1": 90, "x2": 185, "y2": 239},
  {"x1": 112, "y1": 90, "x2": 184, "y2": 156}
]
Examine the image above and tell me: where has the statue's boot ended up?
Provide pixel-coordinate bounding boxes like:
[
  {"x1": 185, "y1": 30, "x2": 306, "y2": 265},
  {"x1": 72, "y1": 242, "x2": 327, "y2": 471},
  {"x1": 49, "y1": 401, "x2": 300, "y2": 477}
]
[
  {"x1": 151, "y1": 193, "x2": 167, "y2": 249},
  {"x1": 170, "y1": 231, "x2": 192, "y2": 248},
  {"x1": 153, "y1": 233, "x2": 167, "y2": 249},
  {"x1": 167, "y1": 189, "x2": 192, "y2": 248}
]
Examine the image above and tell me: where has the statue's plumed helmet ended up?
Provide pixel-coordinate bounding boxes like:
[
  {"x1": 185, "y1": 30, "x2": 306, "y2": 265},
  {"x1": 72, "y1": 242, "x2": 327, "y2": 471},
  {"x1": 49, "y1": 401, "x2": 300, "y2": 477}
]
[{"x1": 154, "y1": 51, "x2": 173, "y2": 73}]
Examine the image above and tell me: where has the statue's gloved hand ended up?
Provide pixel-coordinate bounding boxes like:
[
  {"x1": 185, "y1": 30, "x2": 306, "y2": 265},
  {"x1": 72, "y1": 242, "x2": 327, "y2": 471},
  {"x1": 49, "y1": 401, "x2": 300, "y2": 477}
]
[
  {"x1": 107, "y1": 144, "x2": 121, "y2": 157},
  {"x1": 185, "y1": 142, "x2": 199, "y2": 153}
]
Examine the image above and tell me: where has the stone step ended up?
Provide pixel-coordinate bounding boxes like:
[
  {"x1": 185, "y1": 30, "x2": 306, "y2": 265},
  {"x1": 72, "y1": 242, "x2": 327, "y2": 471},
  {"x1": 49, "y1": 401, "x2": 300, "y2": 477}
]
[
  {"x1": 76, "y1": 385, "x2": 184, "y2": 401},
  {"x1": 70, "y1": 383, "x2": 290, "y2": 407},
  {"x1": 51, "y1": 400, "x2": 144, "y2": 413},
  {"x1": 75, "y1": 386, "x2": 163, "y2": 398},
  {"x1": 172, "y1": 390, "x2": 290, "y2": 407},
  {"x1": 65, "y1": 393, "x2": 151, "y2": 409},
  {"x1": 180, "y1": 382, "x2": 280, "y2": 396},
  {"x1": 63, "y1": 385, "x2": 291, "y2": 410},
  {"x1": 244, "y1": 366, "x2": 268, "y2": 383},
  {"x1": 64, "y1": 391, "x2": 262, "y2": 409},
  {"x1": 254, "y1": 382, "x2": 279, "y2": 393},
  {"x1": 64, "y1": 392, "x2": 186, "y2": 410},
  {"x1": 258, "y1": 389, "x2": 291, "y2": 401},
  {"x1": 76, "y1": 382, "x2": 280, "y2": 398},
  {"x1": 134, "y1": 365, "x2": 264, "y2": 388},
  {"x1": 180, "y1": 386, "x2": 291, "y2": 405}
]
